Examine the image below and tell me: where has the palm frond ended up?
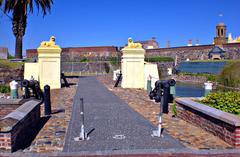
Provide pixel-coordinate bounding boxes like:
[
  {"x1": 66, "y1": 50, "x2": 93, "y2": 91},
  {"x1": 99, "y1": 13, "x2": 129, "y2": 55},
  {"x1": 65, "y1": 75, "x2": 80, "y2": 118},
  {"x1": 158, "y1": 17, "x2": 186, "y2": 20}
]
[{"x1": 2, "y1": 0, "x2": 53, "y2": 16}]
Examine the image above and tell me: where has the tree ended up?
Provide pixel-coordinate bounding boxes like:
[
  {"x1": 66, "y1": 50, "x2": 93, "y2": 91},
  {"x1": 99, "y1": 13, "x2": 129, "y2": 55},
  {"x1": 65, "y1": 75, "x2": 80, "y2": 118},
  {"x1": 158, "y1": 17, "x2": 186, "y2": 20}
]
[{"x1": 1, "y1": 0, "x2": 53, "y2": 59}]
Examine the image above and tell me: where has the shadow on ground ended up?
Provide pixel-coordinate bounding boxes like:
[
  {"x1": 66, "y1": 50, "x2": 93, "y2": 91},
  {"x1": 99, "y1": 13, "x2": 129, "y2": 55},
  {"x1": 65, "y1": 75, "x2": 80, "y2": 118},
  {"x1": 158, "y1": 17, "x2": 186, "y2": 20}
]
[{"x1": 13, "y1": 116, "x2": 50, "y2": 152}]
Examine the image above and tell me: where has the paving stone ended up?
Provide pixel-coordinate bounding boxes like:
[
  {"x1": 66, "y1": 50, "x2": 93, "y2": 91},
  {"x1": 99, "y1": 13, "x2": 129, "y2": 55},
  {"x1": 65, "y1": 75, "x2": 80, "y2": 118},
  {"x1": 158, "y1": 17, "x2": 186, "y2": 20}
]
[
  {"x1": 23, "y1": 78, "x2": 78, "y2": 153},
  {"x1": 97, "y1": 75, "x2": 231, "y2": 149},
  {"x1": 64, "y1": 76, "x2": 184, "y2": 152}
]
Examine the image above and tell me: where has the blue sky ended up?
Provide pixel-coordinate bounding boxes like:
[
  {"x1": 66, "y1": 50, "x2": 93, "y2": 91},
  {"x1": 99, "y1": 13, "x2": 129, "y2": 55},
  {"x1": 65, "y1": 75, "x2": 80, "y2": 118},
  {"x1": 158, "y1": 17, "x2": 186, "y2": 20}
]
[{"x1": 0, "y1": 0, "x2": 240, "y2": 56}]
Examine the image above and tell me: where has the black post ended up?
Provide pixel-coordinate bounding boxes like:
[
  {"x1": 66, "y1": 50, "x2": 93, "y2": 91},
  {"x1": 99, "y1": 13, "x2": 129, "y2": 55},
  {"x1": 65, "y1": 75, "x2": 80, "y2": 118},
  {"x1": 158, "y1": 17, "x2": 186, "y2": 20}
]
[
  {"x1": 44, "y1": 85, "x2": 51, "y2": 116},
  {"x1": 24, "y1": 86, "x2": 30, "y2": 99},
  {"x1": 80, "y1": 98, "x2": 84, "y2": 127},
  {"x1": 162, "y1": 84, "x2": 170, "y2": 114},
  {"x1": 114, "y1": 72, "x2": 122, "y2": 87},
  {"x1": 80, "y1": 98, "x2": 86, "y2": 140}
]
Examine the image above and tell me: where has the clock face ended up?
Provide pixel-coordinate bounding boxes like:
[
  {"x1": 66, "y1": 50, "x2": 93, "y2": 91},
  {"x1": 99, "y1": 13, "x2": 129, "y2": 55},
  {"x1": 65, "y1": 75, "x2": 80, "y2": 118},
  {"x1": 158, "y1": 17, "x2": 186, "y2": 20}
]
[{"x1": 129, "y1": 39, "x2": 133, "y2": 43}]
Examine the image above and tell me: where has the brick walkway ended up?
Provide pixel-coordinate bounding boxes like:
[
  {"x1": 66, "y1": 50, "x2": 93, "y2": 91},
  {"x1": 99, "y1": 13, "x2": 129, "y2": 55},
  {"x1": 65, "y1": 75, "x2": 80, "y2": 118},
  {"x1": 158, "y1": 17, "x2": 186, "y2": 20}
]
[
  {"x1": 97, "y1": 75, "x2": 232, "y2": 149},
  {"x1": 23, "y1": 78, "x2": 78, "y2": 153}
]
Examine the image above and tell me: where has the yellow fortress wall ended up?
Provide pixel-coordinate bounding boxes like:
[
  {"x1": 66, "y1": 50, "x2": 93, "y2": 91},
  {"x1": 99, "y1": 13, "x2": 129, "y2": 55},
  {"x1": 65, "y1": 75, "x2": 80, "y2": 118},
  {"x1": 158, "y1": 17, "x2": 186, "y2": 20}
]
[
  {"x1": 24, "y1": 63, "x2": 39, "y2": 81},
  {"x1": 144, "y1": 63, "x2": 159, "y2": 90}
]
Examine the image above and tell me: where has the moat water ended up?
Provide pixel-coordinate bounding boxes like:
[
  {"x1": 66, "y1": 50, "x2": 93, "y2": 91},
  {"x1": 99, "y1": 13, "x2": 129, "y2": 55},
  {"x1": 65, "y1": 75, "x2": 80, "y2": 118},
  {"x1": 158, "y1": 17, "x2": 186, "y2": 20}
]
[
  {"x1": 175, "y1": 82, "x2": 205, "y2": 97},
  {"x1": 179, "y1": 61, "x2": 226, "y2": 74}
]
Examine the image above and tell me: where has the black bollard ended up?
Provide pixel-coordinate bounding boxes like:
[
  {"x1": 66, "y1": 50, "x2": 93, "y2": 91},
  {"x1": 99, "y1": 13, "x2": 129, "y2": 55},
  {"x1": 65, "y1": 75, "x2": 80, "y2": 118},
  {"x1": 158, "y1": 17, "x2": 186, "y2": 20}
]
[
  {"x1": 80, "y1": 98, "x2": 84, "y2": 128},
  {"x1": 80, "y1": 98, "x2": 86, "y2": 140},
  {"x1": 44, "y1": 85, "x2": 51, "y2": 116}
]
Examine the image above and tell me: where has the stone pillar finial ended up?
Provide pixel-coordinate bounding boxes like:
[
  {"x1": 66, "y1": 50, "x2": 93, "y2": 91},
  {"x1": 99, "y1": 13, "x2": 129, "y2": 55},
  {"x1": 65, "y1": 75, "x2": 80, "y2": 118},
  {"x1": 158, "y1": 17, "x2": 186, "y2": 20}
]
[
  {"x1": 127, "y1": 37, "x2": 143, "y2": 49},
  {"x1": 39, "y1": 36, "x2": 60, "y2": 48}
]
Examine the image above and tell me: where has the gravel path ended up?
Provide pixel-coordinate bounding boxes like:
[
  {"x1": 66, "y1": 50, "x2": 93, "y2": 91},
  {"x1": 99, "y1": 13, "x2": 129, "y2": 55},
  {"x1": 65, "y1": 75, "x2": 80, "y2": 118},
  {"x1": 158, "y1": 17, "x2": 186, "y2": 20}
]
[{"x1": 63, "y1": 76, "x2": 184, "y2": 152}]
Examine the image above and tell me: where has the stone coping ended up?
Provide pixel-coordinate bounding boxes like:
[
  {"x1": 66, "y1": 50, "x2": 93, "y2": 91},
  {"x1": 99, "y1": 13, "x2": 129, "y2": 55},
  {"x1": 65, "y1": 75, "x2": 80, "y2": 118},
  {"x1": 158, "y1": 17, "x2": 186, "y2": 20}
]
[
  {"x1": 175, "y1": 97, "x2": 240, "y2": 127},
  {"x1": 0, "y1": 99, "x2": 24, "y2": 105},
  {"x1": 0, "y1": 100, "x2": 41, "y2": 133},
  {"x1": 0, "y1": 98, "x2": 37, "y2": 105}
]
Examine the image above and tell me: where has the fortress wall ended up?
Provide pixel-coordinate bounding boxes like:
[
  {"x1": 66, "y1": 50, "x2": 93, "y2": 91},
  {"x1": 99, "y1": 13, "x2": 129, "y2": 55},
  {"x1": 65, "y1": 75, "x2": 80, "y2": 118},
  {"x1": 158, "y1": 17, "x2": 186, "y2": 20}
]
[
  {"x1": 146, "y1": 45, "x2": 214, "y2": 62},
  {"x1": 222, "y1": 43, "x2": 240, "y2": 59},
  {"x1": 146, "y1": 43, "x2": 240, "y2": 61},
  {"x1": 27, "y1": 46, "x2": 119, "y2": 62},
  {"x1": 27, "y1": 43, "x2": 240, "y2": 62}
]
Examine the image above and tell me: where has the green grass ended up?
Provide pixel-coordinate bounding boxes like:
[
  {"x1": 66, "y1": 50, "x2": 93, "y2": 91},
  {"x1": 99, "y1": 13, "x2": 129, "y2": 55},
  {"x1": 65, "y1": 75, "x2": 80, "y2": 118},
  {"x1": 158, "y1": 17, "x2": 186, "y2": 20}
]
[
  {"x1": 179, "y1": 72, "x2": 217, "y2": 81},
  {"x1": 145, "y1": 56, "x2": 174, "y2": 62},
  {"x1": 218, "y1": 61, "x2": 240, "y2": 88},
  {"x1": 109, "y1": 57, "x2": 120, "y2": 66},
  {"x1": 0, "y1": 59, "x2": 22, "y2": 69},
  {"x1": 0, "y1": 85, "x2": 10, "y2": 93}
]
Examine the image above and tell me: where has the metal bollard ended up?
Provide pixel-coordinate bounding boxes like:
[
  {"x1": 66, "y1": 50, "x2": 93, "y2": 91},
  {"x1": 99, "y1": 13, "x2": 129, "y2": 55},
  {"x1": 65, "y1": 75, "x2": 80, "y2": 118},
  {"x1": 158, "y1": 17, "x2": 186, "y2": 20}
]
[
  {"x1": 44, "y1": 85, "x2": 51, "y2": 116},
  {"x1": 80, "y1": 98, "x2": 86, "y2": 140},
  {"x1": 74, "y1": 98, "x2": 88, "y2": 141}
]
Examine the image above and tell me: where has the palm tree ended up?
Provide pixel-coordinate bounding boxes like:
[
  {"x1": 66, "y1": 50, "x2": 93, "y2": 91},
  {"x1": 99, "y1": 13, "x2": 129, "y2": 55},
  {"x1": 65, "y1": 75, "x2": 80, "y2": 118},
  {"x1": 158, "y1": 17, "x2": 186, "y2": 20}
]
[{"x1": 1, "y1": 0, "x2": 53, "y2": 59}]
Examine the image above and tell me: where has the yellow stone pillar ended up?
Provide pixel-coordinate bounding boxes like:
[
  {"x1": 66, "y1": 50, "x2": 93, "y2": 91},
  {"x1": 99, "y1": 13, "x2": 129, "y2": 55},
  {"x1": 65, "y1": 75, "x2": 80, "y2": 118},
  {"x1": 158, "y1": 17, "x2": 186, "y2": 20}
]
[
  {"x1": 121, "y1": 38, "x2": 145, "y2": 89},
  {"x1": 37, "y1": 36, "x2": 62, "y2": 89}
]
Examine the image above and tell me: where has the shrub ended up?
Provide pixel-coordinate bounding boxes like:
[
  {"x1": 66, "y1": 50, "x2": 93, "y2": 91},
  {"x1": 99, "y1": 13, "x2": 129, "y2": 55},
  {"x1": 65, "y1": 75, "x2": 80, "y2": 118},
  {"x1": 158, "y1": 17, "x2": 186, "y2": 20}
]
[
  {"x1": 218, "y1": 61, "x2": 240, "y2": 88},
  {"x1": 172, "y1": 101, "x2": 177, "y2": 117},
  {"x1": 109, "y1": 57, "x2": 119, "y2": 66},
  {"x1": 145, "y1": 56, "x2": 174, "y2": 62},
  {"x1": 200, "y1": 92, "x2": 240, "y2": 115},
  {"x1": 80, "y1": 58, "x2": 89, "y2": 62},
  {"x1": 8, "y1": 54, "x2": 15, "y2": 59},
  {"x1": 0, "y1": 85, "x2": 10, "y2": 93}
]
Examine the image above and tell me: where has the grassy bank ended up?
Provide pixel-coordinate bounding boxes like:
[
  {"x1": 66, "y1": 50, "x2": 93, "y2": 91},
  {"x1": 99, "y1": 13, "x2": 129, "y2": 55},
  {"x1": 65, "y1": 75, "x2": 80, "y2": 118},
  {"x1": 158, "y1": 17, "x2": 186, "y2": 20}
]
[
  {"x1": 145, "y1": 56, "x2": 174, "y2": 62},
  {"x1": 0, "y1": 59, "x2": 22, "y2": 69},
  {"x1": 179, "y1": 72, "x2": 217, "y2": 82},
  {"x1": 218, "y1": 61, "x2": 240, "y2": 88}
]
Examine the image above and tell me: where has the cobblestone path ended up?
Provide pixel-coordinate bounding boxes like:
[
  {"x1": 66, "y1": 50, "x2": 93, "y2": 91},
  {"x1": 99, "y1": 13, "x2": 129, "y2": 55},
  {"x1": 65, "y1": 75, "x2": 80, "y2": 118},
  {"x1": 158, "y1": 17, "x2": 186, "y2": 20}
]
[
  {"x1": 97, "y1": 75, "x2": 231, "y2": 150},
  {"x1": 64, "y1": 76, "x2": 184, "y2": 152},
  {"x1": 23, "y1": 78, "x2": 78, "y2": 153}
]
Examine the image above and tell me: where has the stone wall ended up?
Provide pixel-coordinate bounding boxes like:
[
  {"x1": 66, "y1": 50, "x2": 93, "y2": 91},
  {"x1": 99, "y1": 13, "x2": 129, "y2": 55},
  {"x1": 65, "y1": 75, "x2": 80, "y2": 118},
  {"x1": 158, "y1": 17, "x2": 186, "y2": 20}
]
[
  {"x1": 0, "y1": 100, "x2": 41, "y2": 152},
  {"x1": 0, "y1": 68, "x2": 23, "y2": 84},
  {"x1": 146, "y1": 43, "x2": 240, "y2": 62},
  {"x1": 61, "y1": 62, "x2": 116, "y2": 74},
  {"x1": 27, "y1": 46, "x2": 119, "y2": 62},
  {"x1": 146, "y1": 45, "x2": 214, "y2": 62},
  {"x1": 154, "y1": 61, "x2": 174, "y2": 78},
  {"x1": 27, "y1": 43, "x2": 240, "y2": 63},
  {"x1": 175, "y1": 98, "x2": 240, "y2": 148},
  {"x1": 61, "y1": 47, "x2": 119, "y2": 62},
  {"x1": 173, "y1": 74, "x2": 207, "y2": 84}
]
